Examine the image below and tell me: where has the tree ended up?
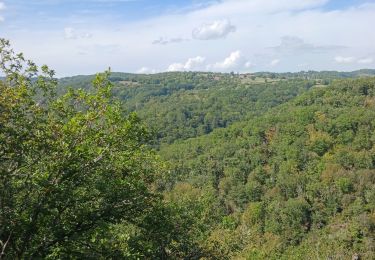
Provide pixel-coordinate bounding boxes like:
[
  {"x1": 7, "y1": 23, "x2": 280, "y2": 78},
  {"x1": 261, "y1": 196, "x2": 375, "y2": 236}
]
[{"x1": 0, "y1": 39, "x2": 164, "y2": 258}]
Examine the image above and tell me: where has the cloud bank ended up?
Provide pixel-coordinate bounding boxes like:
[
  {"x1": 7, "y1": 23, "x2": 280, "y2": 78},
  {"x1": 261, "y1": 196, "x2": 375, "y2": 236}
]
[{"x1": 3, "y1": 0, "x2": 375, "y2": 76}]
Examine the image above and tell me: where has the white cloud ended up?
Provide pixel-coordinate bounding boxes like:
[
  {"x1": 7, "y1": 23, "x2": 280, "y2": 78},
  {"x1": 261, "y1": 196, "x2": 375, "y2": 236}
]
[
  {"x1": 167, "y1": 56, "x2": 206, "y2": 71},
  {"x1": 192, "y1": 19, "x2": 236, "y2": 40},
  {"x1": 167, "y1": 63, "x2": 184, "y2": 72},
  {"x1": 270, "y1": 59, "x2": 280, "y2": 67},
  {"x1": 185, "y1": 56, "x2": 206, "y2": 70},
  {"x1": 211, "y1": 50, "x2": 242, "y2": 69},
  {"x1": 358, "y1": 57, "x2": 373, "y2": 64},
  {"x1": 7, "y1": 0, "x2": 375, "y2": 76},
  {"x1": 334, "y1": 56, "x2": 355, "y2": 64}
]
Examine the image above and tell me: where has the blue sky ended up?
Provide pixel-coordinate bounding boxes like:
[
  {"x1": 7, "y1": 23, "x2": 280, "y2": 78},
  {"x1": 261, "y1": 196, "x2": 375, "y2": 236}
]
[
  {"x1": 1, "y1": 0, "x2": 374, "y2": 76},
  {"x1": 3, "y1": 1, "x2": 197, "y2": 24}
]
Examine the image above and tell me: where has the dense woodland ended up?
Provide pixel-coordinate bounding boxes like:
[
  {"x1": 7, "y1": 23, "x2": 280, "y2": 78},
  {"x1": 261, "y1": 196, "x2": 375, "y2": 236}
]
[{"x1": 1, "y1": 39, "x2": 375, "y2": 259}]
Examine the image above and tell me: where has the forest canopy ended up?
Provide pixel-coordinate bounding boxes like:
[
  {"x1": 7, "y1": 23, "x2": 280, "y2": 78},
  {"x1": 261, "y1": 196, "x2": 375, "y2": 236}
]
[{"x1": 1, "y1": 39, "x2": 374, "y2": 259}]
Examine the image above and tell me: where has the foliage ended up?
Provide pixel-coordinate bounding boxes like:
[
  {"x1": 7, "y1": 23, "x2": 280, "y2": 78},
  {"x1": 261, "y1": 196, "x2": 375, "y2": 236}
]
[
  {"x1": 158, "y1": 77, "x2": 375, "y2": 258},
  {"x1": 2, "y1": 38, "x2": 375, "y2": 259},
  {"x1": 0, "y1": 39, "x2": 168, "y2": 259}
]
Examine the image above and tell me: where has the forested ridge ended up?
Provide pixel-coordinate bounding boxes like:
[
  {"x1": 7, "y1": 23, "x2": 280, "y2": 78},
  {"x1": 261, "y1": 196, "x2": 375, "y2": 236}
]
[{"x1": 1, "y1": 39, "x2": 374, "y2": 259}]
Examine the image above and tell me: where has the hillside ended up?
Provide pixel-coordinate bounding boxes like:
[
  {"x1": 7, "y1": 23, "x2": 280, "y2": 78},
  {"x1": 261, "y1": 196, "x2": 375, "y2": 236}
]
[
  {"x1": 58, "y1": 70, "x2": 375, "y2": 146},
  {"x1": 159, "y1": 77, "x2": 375, "y2": 258},
  {"x1": 2, "y1": 50, "x2": 374, "y2": 258},
  {"x1": 57, "y1": 71, "x2": 375, "y2": 259},
  {"x1": 3, "y1": 0, "x2": 375, "y2": 258}
]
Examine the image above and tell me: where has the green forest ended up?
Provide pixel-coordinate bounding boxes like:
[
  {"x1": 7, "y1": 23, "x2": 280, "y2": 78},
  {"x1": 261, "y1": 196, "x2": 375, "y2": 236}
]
[{"x1": 1, "y1": 39, "x2": 374, "y2": 259}]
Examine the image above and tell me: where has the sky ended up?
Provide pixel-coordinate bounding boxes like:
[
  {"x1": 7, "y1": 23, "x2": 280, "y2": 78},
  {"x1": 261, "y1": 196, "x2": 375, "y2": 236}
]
[{"x1": 0, "y1": 0, "x2": 375, "y2": 76}]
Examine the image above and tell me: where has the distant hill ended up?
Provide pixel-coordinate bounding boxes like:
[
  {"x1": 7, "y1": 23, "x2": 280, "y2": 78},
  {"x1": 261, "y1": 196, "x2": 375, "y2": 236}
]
[
  {"x1": 3, "y1": 65, "x2": 374, "y2": 258},
  {"x1": 57, "y1": 70, "x2": 375, "y2": 144}
]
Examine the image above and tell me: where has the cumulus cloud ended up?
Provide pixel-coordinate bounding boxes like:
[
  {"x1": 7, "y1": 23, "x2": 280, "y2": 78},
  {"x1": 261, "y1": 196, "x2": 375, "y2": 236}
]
[
  {"x1": 184, "y1": 56, "x2": 206, "y2": 70},
  {"x1": 358, "y1": 57, "x2": 373, "y2": 64},
  {"x1": 211, "y1": 50, "x2": 243, "y2": 70},
  {"x1": 334, "y1": 56, "x2": 355, "y2": 64},
  {"x1": 64, "y1": 27, "x2": 92, "y2": 40},
  {"x1": 169, "y1": 52, "x2": 252, "y2": 72},
  {"x1": 167, "y1": 56, "x2": 206, "y2": 71},
  {"x1": 152, "y1": 37, "x2": 189, "y2": 45},
  {"x1": 192, "y1": 19, "x2": 236, "y2": 40}
]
